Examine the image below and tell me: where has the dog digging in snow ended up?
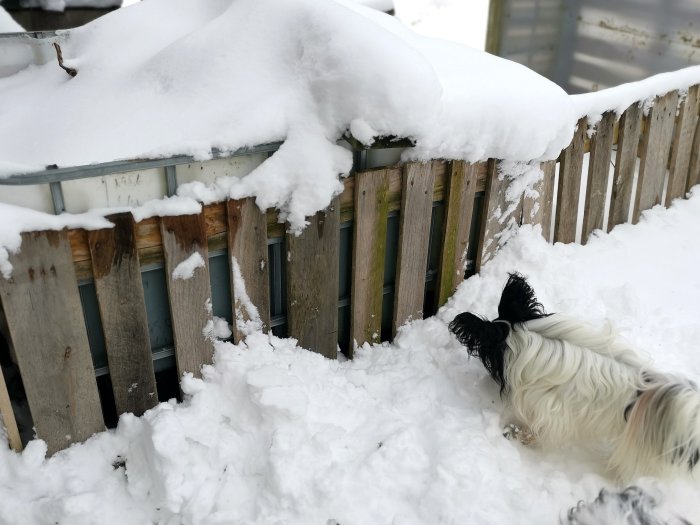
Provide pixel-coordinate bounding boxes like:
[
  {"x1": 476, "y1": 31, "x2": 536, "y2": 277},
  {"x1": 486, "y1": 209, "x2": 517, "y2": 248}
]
[{"x1": 449, "y1": 273, "x2": 700, "y2": 481}]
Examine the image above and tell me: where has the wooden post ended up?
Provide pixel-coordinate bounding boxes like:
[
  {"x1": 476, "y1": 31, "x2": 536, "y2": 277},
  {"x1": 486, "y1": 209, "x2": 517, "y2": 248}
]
[
  {"x1": 582, "y1": 111, "x2": 615, "y2": 244},
  {"x1": 0, "y1": 363, "x2": 21, "y2": 451},
  {"x1": 287, "y1": 198, "x2": 340, "y2": 358},
  {"x1": 609, "y1": 103, "x2": 643, "y2": 230},
  {"x1": 88, "y1": 213, "x2": 158, "y2": 417},
  {"x1": 393, "y1": 162, "x2": 437, "y2": 335},
  {"x1": 226, "y1": 198, "x2": 271, "y2": 343},
  {"x1": 667, "y1": 85, "x2": 700, "y2": 205},
  {"x1": 475, "y1": 160, "x2": 521, "y2": 270},
  {"x1": 350, "y1": 168, "x2": 392, "y2": 354},
  {"x1": 554, "y1": 117, "x2": 587, "y2": 244},
  {"x1": 160, "y1": 214, "x2": 214, "y2": 378},
  {"x1": 634, "y1": 90, "x2": 679, "y2": 222},
  {"x1": 530, "y1": 160, "x2": 556, "y2": 241},
  {"x1": 687, "y1": 115, "x2": 700, "y2": 192},
  {"x1": 0, "y1": 231, "x2": 104, "y2": 454},
  {"x1": 435, "y1": 161, "x2": 479, "y2": 308}
]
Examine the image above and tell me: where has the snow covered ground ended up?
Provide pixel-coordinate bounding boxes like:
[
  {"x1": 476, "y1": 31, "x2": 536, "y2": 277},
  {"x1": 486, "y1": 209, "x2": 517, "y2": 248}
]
[{"x1": 2, "y1": 189, "x2": 700, "y2": 524}]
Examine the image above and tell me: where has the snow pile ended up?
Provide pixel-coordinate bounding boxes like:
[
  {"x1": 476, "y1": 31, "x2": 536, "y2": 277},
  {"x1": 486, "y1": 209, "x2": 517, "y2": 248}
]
[
  {"x1": 0, "y1": 6, "x2": 23, "y2": 32},
  {"x1": 2, "y1": 189, "x2": 700, "y2": 524},
  {"x1": 0, "y1": 0, "x2": 575, "y2": 229},
  {"x1": 171, "y1": 252, "x2": 205, "y2": 280},
  {"x1": 572, "y1": 65, "x2": 700, "y2": 123}
]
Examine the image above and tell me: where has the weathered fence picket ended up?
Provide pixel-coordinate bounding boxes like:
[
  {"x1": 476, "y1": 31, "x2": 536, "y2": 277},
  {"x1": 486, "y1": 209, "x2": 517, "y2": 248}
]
[
  {"x1": 287, "y1": 199, "x2": 340, "y2": 359},
  {"x1": 161, "y1": 213, "x2": 214, "y2": 378},
  {"x1": 0, "y1": 231, "x2": 104, "y2": 454},
  {"x1": 392, "y1": 162, "x2": 437, "y2": 335},
  {"x1": 667, "y1": 85, "x2": 700, "y2": 205},
  {"x1": 350, "y1": 168, "x2": 392, "y2": 353},
  {"x1": 609, "y1": 102, "x2": 643, "y2": 230},
  {"x1": 555, "y1": 117, "x2": 587, "y2": 243},
  {"x1": 436, "y1": 161, "x2": 479, "y2": 308},
  {"x1": 582, "y1": 111, "x2": 615, "y2": 244},
  {"x1": 88, "y1": 212, "x2": 158, "y2": 417},
  {"x1": 634, "y1": 91, "x2": 679, "y2": 222},
  {"x1": 0, "y1": 364, "x2": 20, "y2": 451},
  {"x1": 226, "y1": 198, "x2": 271, "y2": 343}
]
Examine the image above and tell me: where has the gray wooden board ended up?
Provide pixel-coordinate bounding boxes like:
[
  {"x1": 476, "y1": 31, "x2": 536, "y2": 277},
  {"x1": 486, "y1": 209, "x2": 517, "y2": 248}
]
[
  {"x1": 88, "y1": 213, "x2": 158, "y2": 417},
  {"x1": 226, "y1": 198, "x2": 271, "y2": 344},
  {"x1": 350, "y1": 169, "x2": 391, "y2": 354},
  {"x1": 287, "y1": 198, "x2": 340, "y2": 359},
  {"x1": 609, "y1": 103, "x2": 643, "y2": 230},
  {"x1": 536, "y1": 160, "x2": 556, "y2": 241},
  {"x1": 554, "y1": 117, "x2": 586, "y2": 244},
  {"x1": 689, "y1": 116, "x2": 700, "y2": 191},
  {"x1": 667, "y1": 86, "x2": 700, "y2": 205},
  {"x1": 582, "y1": 111, "x2": 615, "y2": 244},
  {"x1": 436, "y1": 161, "x2": 478, "y2": 308},
  {"x1": 0, "y1": 362, "x2": 21, "y2": 451},
  {"x1": 0, "y1": 231, "x2": 104, "y2": 454},
  {"x1": 634, "y1": 90, "x2": 679, "y2": 222},
  {"x1": 475, "y1": 160, "x2": 522, "y2": 270},
  {"x1": 393, "y1": 162, "x2": 437, "y2": 335},
  {"x1": 160, "y1": 214, "x2": 214, "y2": 378}
]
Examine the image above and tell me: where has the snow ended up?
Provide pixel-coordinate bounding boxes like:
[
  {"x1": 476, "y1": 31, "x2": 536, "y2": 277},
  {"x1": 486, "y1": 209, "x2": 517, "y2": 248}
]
[
  {"x1": 171, "y1": 252, "x2": 205, "y2": 280},
  {"x1": 0, "y1": 6, "x2": 23, "y2": 32},
  {"x1": 0, "y1": 0, "x2": 575, "y2": 230},
  {"x1": 572, "y1": 65, "x2": 700, "y2": 124},
  {"x1": 2, "y1": 190, "x2": 700, "y2": 524}
]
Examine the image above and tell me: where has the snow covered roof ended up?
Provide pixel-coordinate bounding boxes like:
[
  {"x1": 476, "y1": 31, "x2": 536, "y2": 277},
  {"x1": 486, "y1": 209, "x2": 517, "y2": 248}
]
[{"x1": 0, "y1": 0, "x2": 575, "y2": 228}]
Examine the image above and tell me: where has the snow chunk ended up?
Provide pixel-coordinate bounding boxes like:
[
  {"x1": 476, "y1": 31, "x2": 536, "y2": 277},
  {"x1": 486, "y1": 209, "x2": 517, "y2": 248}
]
[{"x1": 171, "y1": 252, "x2": 205, "y2": 280}]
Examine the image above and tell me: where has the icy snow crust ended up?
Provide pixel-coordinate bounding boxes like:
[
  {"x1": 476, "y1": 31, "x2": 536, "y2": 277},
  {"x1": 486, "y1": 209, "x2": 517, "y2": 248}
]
[
  {"x1": 2, "y1": 191, "x2": 700, "y2": 524},
  {"x1": 0, "y1": 0, "x2": 575, "y2": 229}
]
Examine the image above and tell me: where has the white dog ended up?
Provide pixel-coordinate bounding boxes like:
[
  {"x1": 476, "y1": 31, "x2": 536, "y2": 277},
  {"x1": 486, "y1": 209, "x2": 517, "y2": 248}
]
[{"x1": 449, "y1": 273, "x2": 700, "y2": 481}]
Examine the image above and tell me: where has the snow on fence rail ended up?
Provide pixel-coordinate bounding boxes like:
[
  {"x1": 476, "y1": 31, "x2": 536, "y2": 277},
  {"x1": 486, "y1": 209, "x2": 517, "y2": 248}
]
[{"x1": 1, "y1": 82, "x2": 700, "y2": 455}]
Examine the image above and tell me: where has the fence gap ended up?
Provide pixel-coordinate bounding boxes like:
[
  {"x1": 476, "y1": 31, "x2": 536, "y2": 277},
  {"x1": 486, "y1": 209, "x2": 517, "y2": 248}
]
[
  {"x1": 0, "y1": 231, "x2": 104, "y2": 455},
  {"x1": 667, "y1": 86, "x2": 700, "y2": 205},
  {"x1": 609, "y1": 103, "x2": 643, "y2": 231},
  {"x1": 582, "y1": 111, "x2": 615, "y2": 244},
  {"x1": 287, "y1": 198, "x2": 340, "y2": 359},
  {"x1": 435, "y1": 161, "x2": 479, "y2": 308},
  {"x1": 350, "y1": 168, "x2": 392, "y2": 355},
  {"x1": 554, "y1": 116, "x2": 587, "y2": 243},
  {"x1": 634, "y1": 90, "x2": 679, "y2": 222},
  {"x1": 88, "y1": 212, "x2": 158, "y2": 417},
  {"x1": 392, "y1": 161, "x2": 437, "y2": 335},
  {"x1": 226, "y1": 198, "x2": 271, "y2": 343},
  {"x1": 160, "y1": 214, "x2": 214, "y2": 379}
]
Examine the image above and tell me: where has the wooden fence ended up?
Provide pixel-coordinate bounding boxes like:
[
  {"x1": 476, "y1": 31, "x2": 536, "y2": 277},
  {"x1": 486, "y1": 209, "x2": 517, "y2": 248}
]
[{"x1": 1, "y1": 84, "x2": 699, "y2": 455}]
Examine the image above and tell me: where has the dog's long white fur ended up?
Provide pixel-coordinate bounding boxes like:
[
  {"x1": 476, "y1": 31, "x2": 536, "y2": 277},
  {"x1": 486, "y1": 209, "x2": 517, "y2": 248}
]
[{"x1": 505, "y1": 314, "x2": 700, "y2": 480}]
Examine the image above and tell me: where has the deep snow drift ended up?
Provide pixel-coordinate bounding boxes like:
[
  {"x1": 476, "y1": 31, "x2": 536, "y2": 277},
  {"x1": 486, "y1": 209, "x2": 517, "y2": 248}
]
[{"x1": 2, "y1": 190, "x2": 700, "y2": 524}]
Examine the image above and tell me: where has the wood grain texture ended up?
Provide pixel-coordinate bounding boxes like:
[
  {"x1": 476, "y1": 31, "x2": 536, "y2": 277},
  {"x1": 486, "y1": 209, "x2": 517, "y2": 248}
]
[
  {"x1": 226, "y1": 198, "x2": 270, "y2": 343},
  {"x1": 554, "y1": 117, "x2": 587, "y2": 244},
  {"x1": 88, "y1": 213, "x2": 158, "y2": 417},
  {"x1": 393, "y1": 162, "x2": 437, "y2": 335},
  {"x1": 350, "y1": 169, "x2": 392, "y2": 354},
  {"x1": 609, "y1": 103, "x2": 643, "y2": 230},
  {"x1": 436, "y1": 161, "x2": 479, "y2": 308},
  {"x1": 532, "y1": 160, "x2": 556, "y2": 241},
  {"x1": 582, "y1": 111, "x2": 615, "y2": 244},
  {"x1": 634, "y1": 90, "x2": 679, "y2": 223},
  {"x1": 0, "y1": 231, "x2": 103, "y2": 455},
  {"x1": 667, "y1": 86, "x2": 700, "y2": 205},
  {"x1": 0, "y1": 364, "x2": 21, "y2": 451},
  {"x1": 160, "y1": 214, "x2": 214, "y2": 378},
  {"x1": 287, "y1": 198, "x2": 340, "y2": 359},
  {"x1": 475, "y1": 160, "x2": 522, "y2": 270}
]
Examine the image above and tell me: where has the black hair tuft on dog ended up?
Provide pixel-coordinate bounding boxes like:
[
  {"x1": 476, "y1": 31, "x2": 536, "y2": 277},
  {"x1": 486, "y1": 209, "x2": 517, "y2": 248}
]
[
  {"x1": 497, "y1": 272, "x2": 549, "y2": 325},
  {"x1": 449, "y1": 312, "x2": 511, "y2": 394}
]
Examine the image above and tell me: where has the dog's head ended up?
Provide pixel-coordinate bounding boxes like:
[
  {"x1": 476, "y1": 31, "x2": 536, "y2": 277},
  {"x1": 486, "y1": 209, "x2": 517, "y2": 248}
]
[
  {"x1": 449, "y1": 273, "x2": 550, "y2": 394},
  {"x1": 449, "y1": 312, "x2": 511, "y2": 394}
]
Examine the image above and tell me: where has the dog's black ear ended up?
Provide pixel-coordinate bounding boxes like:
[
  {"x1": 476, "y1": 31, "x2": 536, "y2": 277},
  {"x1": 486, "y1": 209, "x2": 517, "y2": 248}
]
[
  {"x1": 497, "y1": 272, "x2": 549, "y2": 325},
  {"x1": 449, "y1": 312, "x2": 510, "y2": 394}
]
